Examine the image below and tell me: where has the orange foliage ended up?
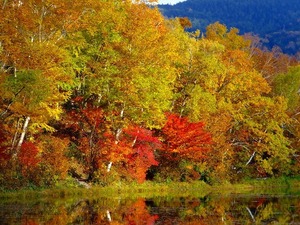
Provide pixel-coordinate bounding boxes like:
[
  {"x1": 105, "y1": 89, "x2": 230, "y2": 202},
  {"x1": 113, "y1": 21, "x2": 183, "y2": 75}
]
[
  {"x1": 38, "y1": 136, "x2": 70, "y2": 179},
  {"x1": 44, "y1": 207, "x2": 68, "y2": 225},
  {"x1": 162, "y1": 113, "x2": 212, "y2": 161},
  {"x1": 100, "y1": 131, "x2": 133, "y2": 164},
  {"x1": 21, "y1": 218, "x2": 39, "y2": 225},
  {"x1": 178, "y1": 17, "x2": 192, "y2": 29},
  {"x1": 252, "y1": 47, "x2": 295, "y2": 83},
  {"x1": 0, "y1": 129, "x2": 10, "y2": 161},
  {"x1": 124, "y1": 198, "x2": 159, "y2": 225},
  {"x1": 64, "y1": 99, "x2": 106, "y2": 178},
  {"x1": 19, "y1": 141, "x2": 40, "y2": 168},
  {"x1": 102, "y1": 126, "x2": 160, "y2": 183}
]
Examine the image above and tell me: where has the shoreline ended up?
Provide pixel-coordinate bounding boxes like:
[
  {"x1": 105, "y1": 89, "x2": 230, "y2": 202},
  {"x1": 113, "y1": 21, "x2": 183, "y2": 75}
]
[{"x1": 1, "y1": 177, "x2": 300, "y2": 201}]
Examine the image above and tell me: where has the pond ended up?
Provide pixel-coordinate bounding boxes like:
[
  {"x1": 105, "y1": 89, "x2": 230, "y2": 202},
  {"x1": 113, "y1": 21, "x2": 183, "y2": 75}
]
[{"x1": 1, "y1": 192, "x2": 300, "y2": 224}]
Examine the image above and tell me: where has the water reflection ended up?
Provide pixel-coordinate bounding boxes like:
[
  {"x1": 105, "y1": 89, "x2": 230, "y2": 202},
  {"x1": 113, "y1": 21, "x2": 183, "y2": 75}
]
[{"x1": 1, "y1": 193, "x2": 300, "y2": 224}]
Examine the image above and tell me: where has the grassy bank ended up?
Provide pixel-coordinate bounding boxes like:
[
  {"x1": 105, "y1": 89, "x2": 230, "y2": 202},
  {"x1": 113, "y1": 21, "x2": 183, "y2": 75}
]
[
  {"x1": 1, "y1": 176, "x2": 300, "y2": 201},
  {"x1": 0, "y1": 180, "x2": 211, "y2": 202},
  {"x1": 212, "y1": 176, "x2": 300, "y2": 195}
]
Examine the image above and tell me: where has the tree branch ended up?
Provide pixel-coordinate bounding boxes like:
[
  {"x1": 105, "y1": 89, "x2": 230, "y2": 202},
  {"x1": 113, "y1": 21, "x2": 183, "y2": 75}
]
[{"x1": 245, "y1": 151, "x2": 256, "y2": 166}]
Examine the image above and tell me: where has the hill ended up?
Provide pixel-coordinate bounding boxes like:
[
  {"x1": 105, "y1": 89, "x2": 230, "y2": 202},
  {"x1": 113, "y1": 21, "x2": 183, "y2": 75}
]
[{"x1": 159, "y1": 0, "x2": 300, "y2": 55}]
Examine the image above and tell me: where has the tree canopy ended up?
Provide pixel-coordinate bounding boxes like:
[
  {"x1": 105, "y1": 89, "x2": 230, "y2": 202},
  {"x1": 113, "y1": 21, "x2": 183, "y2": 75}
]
[{"x1": 0, "y1": 0, "x2": 299, "y2": 188}]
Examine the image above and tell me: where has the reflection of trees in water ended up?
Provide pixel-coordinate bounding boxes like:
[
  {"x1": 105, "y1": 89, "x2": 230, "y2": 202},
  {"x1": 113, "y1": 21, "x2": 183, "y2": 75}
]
[
  {"x1": 1, "y1": 195, "x2": 300, "y2": 224},
  {"x1": 209, "y1": 195, "x2": 300, "y2": 224}
]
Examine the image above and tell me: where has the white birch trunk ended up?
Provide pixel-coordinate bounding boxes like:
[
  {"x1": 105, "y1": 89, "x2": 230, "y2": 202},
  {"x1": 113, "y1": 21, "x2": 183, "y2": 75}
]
[
  {"x1": 107, "y1": 104, "x2": 125, "y2": 172},
  {"x1": 106, "y1": 210, "x2": 112, "y2": 222},
  {"x1": 11, "y1": 118, "x2": 21, "y2": 151},
  {"x1": 107, "y1": 162, "x2": 113, "y2": 172},
  {"x1": 246, "y1": 207, "x2": 256, "y2": 222},
  {"x1": 132, "y1": 136, "x2": 137, "y2": 147},
  {"x1": 14, "y1": 116, "x2": 30, "y2": 157},
  {"x1": 245, "y1": 151, "x2": 256, "y2": 166},
  {"x1": 115, "y1": 128, "x2": 122, "y2": 144}
]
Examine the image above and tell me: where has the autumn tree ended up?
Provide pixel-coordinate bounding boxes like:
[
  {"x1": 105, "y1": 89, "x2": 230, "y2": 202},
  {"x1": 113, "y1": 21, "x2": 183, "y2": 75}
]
[
  {"x1": 155, "y1": 113, "x2": 211, "y2": 181},
  {"x1": 63, "y1": 0, "x2": 181, "y2": 176},
  {"x1": 0, "y1": 0, "x2": 297, "y2": 187},
  {"x1": 100, "y1": 125, "x2": 160, "y2": 183},
  {"x1": 250, "y1": 44, "x2": 296, "y2": 84},
  {"x1": 272, "y1": 66, "x2": 300, "y2": 113},
  {"x1": 170, "y1": 22, "x2": 294, "y2": 181},
  {"x1": 0, "y1": 0, "x2": 77, "y2": 170},
  {"x1": 60, "y1": 97, "x2": 106, "y2": 181},
  {"x1": 204, "y1": 23, "x2": 293, "y2": 179},
  {"x1": 161, "y1": 113, "x2": 211, "y2": 160},
  {"x1": 123, "y1": 126, "x2": 160, "y2": 183},
  {"x1": 272, "y1": 66, "x2": 300, "y2": 174}
]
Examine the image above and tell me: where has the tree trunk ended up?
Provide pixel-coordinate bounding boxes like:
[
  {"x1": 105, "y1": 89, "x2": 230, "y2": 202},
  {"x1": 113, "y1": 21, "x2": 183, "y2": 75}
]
[
  {"x1": 107, "y1": 105, "x2": 125, "y2": 172},
  {"x1": 246, "y1": 207, "x2": 256, "y2": 222},
  {"x1": 107, "y1": 162, "x2": 113, "y2": 172},
  {"x1": 106, "y1": 210, "x2": 112, "y2": 222},
  {"x1": 14, "y1": 116, "x2": 30, "y2": 157},
  {"x1": 11, "y1": 118, "x2": 21, "y2": 151},
  {"x1": 2, "y1": 0, "x2": 7, "y2": 10},
  {"x1": 245, "y1": 151, "x2": 256, "y2": 166}
]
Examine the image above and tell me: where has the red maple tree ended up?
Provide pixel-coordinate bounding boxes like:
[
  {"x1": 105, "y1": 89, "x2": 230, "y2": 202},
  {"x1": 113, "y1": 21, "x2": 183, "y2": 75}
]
[
  {"x1": 162, "y1": 113, "x2": 212, "y2": 161},
  {"x1": 19, "y1": 141, "x2": 40, "y2": 168},
  {"x1": 124, "y1": 126, "x2": 160, "y2": 183}
]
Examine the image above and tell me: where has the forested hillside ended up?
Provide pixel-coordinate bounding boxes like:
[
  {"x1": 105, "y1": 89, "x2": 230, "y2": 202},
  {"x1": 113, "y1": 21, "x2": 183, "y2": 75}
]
[
  {"x1": 159, "y1": 0, "x2": 300, "y2": 55},
  {"x1": 0, "y1": 0, "x2": 300, "y2": 189}
]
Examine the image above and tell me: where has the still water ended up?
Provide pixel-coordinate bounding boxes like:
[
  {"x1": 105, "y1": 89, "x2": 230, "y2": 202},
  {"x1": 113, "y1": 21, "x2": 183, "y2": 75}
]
[{"x1": 1, "y1": 192, "x2": 300, "y2": 224}]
